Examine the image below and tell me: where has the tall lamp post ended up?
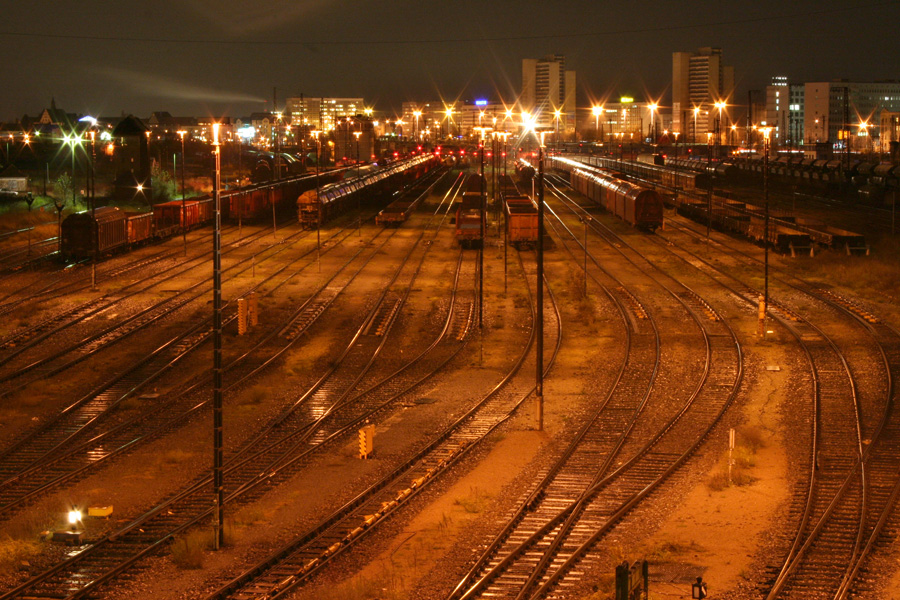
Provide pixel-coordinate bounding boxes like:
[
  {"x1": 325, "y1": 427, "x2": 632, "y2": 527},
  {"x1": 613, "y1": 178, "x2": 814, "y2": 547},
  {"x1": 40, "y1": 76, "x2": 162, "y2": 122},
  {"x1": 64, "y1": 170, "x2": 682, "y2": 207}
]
[
  {"x1": 715, "y1": 101, "x2": 727, "y2": 158},
  {"x1": 78, "y1": 116, "x2": 99, "y2": 287},
  {"x1": 706, "y1": 131, "x2": 713, "y2": 247},
  {"x1": 648, "y1": 103, "x2": 658, "y2": 145},
  {"x1": 445, "y1": 107, "x2": 455, "y2": 140},
  {"x1": 177, "y1": 130, "x2": 187, "y2": 254},
  {"x1": 211, "y1": 122, "x2": 224, "y2": 551},
  {"x1": 535, "y1": 128, "x2": 547, "y2": 432},
  {"x1": 413, "y1": 110, "x2": 421, "y2": 142},
  {"x1": 761, "y1": 127, "x2": 771, "y2": 338},
  {"x1": 693, "y1": 106, "x2": 701, "y2": 144},
  {"x1": 592, "y1": 105, "x2": 602, "y2": 143},
  {"x1": 353, "y1": 130, "x2": 362, "y2": 235},
  {"x1": 311, "y1": 130, "x2": 322, "y2": 271},
  {"x1": 554, "y1": 109, "x2": 562, "y2": 152},
  {"x1": 64, "y1": 134, "x2": 80, "y2": 208},
  {"x1": 523, "y1": 112, "x2": 547, "y2": 431}
]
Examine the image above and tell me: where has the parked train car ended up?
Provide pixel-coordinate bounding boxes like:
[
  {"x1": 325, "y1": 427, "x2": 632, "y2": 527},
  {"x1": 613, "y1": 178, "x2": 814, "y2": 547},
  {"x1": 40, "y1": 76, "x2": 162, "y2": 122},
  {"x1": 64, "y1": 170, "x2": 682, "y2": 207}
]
[
  {"x1": 455, "y1": 208, "x2": 483, "y2": 247},
  {"x1": 60, "y1": 169, "x2": 337, "y2": 260},
  {"x1": 504, "y1": 194, "x2": 538, "y2": 248},
  {"x1": 60, "y1": 206, "x2": 130, "y2": 259},
  {"x1": 563, "y1": 155, "x2": 703, "y2": 191},
  {"x1": 297, "y1": 154, "x2": 438, "y2": 228},
  {"x1": 375, "y1": 201, "x2": 416, "y2": 226},
  {"x1": 126, "y1": 212, "x2": 154, "y2": 245},
  {"x1": 551, "y1": 157, "x2": 664, "y2": 230},
  {"x1": 454, "y1": 173, "x2": 485, "y2": 247}
]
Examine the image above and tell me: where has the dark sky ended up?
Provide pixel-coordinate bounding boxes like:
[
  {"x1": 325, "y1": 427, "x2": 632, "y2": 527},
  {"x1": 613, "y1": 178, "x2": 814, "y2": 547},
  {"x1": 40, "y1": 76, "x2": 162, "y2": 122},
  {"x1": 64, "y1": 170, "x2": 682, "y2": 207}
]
[{"x1": 2, "y1": 0, "x2": 897, "y2": 121}]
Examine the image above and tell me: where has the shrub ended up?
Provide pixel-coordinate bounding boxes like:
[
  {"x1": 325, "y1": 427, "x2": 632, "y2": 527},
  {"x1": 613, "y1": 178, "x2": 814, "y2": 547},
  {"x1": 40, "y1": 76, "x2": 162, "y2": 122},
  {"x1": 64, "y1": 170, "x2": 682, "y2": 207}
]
[
  {"x1": 170, "y1": 528, "x2": 213, "y2": 569},
  {"x1": 0, "y1": 537, "x2": 40, "y2": 576}
]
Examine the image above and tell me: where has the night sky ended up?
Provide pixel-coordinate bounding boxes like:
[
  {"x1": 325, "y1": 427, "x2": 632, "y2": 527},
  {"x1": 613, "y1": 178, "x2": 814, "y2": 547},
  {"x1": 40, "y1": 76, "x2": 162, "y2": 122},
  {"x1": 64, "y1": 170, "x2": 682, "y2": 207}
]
[{"x1": 2, "y1": 0, "x2": 897, "y2": 121}]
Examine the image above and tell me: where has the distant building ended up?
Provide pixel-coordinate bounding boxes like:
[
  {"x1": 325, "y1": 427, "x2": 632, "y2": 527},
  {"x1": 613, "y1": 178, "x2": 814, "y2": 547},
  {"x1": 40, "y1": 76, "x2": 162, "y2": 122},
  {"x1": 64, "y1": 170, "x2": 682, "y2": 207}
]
[
  {"x1": 801, "y1": 81, "x2": 900, "y2": 150},
  {"x1": 111, "y1": 115, "x2": 151, "y2": 203},
  {"x1": 334, "y1": 118, "x2": 375, "y2": 163},
  {"x1": 521, "y1": 55, "x2": 576, "y2": 130},
  {"x1": 601, "y1": 97, "x2": 664, "y2": 143},
  {"x1": 400, "y1": 102, "x2": 443, "y2": 140},
  {"x1": 36, "y1": 98, "x2": 80, "y2": 133},
  {"x1": 146, "y1": 112, "x2": 199, "y2": 140},
  {"x1": 285, "y1": 97, "x2": 365, "y2": 131},
  {"x1": 672, "y1": 47, "x2": 734, "y2": 141},
  {"x1": 880, "y1": 110, "x2": 900, "y2": 155}
]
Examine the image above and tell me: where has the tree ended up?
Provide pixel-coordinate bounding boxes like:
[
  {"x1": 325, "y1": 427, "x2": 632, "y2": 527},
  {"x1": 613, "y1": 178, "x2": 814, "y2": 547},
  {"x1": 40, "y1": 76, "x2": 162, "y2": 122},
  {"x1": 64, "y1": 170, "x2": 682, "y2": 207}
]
[
  {"x1": 151, "y1": 162, "x2": 176, "y2": 203},
  {"x1": 54, "y1": 173, "x2": 78, "y2": 208}
]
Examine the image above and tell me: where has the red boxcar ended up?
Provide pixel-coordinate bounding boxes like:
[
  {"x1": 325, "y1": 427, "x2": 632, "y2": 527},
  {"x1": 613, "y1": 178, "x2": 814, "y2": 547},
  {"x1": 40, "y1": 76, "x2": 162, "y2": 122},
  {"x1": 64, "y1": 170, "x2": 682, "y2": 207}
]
[{"x1": 126, "y1": 212, "x2": 153, "y2": 244}]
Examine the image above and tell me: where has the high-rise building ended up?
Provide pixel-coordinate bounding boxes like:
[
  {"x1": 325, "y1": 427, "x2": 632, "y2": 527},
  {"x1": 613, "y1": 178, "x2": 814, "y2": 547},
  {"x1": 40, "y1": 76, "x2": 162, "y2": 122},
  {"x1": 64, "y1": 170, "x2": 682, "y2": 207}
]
[
  {"x1": 521, "y1": 55, "x2": 576, "y2": 129},
  {"x1": 672, "y1": 47, "x2": 734, "y2": 141},
  {"x1": 800, "y1": 81, "x2": 900, "y2": 152},
  {"x1": 285, "y1": 97, "x2": 365, "y2": 131}
]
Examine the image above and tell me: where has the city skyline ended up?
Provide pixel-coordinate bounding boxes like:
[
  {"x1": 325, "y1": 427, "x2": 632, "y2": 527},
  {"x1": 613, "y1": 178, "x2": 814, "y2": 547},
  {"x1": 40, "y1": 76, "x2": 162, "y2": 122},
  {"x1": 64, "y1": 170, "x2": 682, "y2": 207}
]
[{"x1": 1, "y1": 0, "x2": 898, "y2": 121}]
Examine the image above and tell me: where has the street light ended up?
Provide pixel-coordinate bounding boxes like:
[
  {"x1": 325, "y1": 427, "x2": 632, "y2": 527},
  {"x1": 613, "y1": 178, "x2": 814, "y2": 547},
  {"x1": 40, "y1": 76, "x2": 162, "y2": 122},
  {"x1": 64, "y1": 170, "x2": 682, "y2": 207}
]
[
  {"x1": 554, "y1": 109, "x2": 562, "y2": 152},
  {"x1": 648, "y1": 102, "x2": 658, "y2": 144},
  {"x1": 858, "y1": 120, "x2": 869, "y2": 157},
  {"x1": 760, "y1": 127, "x2": 772, "y2": 339},
  {"x1": 310, "y1": 130, "x2": 322, "y2": 271},
  {"x1": 522, "y1": 116, "x2": 548, "y2": 432},
  {"x1": 177, "y1": 130, "x2": 187, "y2": 254},
  {"x1": 63, "y1": 133, "x2": 81, "y2": 208},
  {"x1": 706, "y1": 131, "x2": 713, "y2": 247},
  {"x1": 693, "y1": 106, "x2": 701, "y2": 144},
  {"x1": 412, "y1": 110, "x2": 421, "y2": 141},
  {"x1": 592, "y1": 105, "x2": 602, "y2": 142},
  {"x1": 353, "y1": 130, "x2": 362, "y2": 235},
  {"x1": 211, "y1": 122, "x2": 224, "y2": 551},
  {"x1": 714, "y1": 101, "x2": 727, "y2": 157},
  {"x1": 444, "y1": 107, "x2": 455, "y2": 139}
]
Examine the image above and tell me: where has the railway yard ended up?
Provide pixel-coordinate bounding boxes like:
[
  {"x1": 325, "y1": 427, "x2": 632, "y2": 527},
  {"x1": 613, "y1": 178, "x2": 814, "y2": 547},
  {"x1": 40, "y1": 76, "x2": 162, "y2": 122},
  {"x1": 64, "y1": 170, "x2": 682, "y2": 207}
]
[{"x1": 1, "y1": 158, "x2": 899, "y2": 600}]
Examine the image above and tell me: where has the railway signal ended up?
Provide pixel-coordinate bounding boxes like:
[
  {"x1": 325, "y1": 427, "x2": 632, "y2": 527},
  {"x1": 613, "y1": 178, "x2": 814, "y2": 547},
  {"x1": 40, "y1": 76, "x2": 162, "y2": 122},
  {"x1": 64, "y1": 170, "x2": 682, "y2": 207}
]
[
  {"x1": 359, "y1": 424, "x2": 375, "y2": 459},
  {"x1": 692, "y1": 576, "x2": 708, "y2": 599},
  {"x1": 238, "y1": 298, "x2": 248, "y2": 335}
]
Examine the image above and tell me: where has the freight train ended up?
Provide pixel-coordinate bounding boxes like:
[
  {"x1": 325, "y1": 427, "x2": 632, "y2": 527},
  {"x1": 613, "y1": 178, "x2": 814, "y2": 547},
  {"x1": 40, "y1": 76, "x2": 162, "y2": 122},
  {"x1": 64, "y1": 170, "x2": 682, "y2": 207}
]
[
  {"x1": 551, "y1": 157, "x2": 665, "y2": 230},
  {"x1": 60, "y1": 169, "x2": 342, "y2": 260},
  {"x1": 455, "y1": 173, "x2": 484, "y2": 248},
  {"x1": 297, "y1": 154, "x2": 438, "y2": 228}
]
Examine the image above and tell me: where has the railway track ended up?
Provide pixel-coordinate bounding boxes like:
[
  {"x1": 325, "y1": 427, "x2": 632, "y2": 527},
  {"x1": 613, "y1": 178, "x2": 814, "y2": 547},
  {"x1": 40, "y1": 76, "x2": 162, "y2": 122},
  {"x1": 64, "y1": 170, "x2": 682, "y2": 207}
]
[
  {"x1": 0, "y1": 221, "x2": 300, "y2": 378},
  {"x1": 0, "y1": 222, "x2": 246, "y2": 318},
  {"x1": 443, "y1": 177, "x2": 743, "y2": 600},
  {"x1": 0, "y1": 221, "x2": 388, "y2": 517},
  {"x1": 0, "y1": 235, "x2": 58, "y2": 270},
  {"x1": 0, "y1": 172, "x2": 484, "y2": 599},
  {"x1": 652, "y1": 216, "x2": 900, "y2": 599},
  {"x1": 204, "y1": 245, "x2": 562, "y2": 600},
  {"x1": 0, "y1": 167, "x2": 456, "y2": 514}
]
